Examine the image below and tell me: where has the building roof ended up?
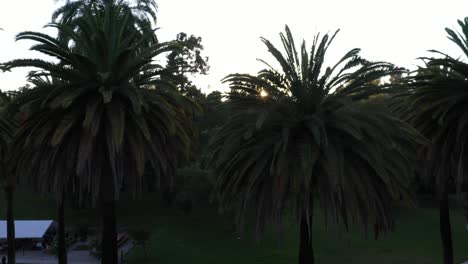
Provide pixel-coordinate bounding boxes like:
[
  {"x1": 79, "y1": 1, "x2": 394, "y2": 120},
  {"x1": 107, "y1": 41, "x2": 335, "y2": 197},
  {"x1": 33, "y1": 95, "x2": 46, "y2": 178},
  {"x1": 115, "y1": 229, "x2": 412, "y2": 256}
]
[{"x1": 0, "y1": 220, "x2": 54, "y2": 239}]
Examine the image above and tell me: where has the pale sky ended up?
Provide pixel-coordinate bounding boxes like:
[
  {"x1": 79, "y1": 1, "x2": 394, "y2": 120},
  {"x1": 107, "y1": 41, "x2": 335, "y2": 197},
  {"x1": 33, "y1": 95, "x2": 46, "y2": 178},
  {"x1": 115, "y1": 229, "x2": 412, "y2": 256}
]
[{"x1": 1, "y1": 0, "x2": 468, "y2": 92}]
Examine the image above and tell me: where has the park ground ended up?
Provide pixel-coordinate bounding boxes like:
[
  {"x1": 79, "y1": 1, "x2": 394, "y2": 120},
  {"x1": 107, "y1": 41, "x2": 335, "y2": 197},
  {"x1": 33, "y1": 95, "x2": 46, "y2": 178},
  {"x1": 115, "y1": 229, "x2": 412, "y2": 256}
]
[{"x1": 1, "y1": 189, "x2": 468, "y2": 264}]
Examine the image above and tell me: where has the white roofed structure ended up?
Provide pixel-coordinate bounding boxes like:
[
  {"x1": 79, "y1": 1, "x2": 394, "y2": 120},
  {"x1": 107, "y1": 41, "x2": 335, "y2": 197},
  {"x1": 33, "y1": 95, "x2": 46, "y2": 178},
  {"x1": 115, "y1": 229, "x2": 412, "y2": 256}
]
[{"x1": 0, "y1": 220, "x2": 53, "y2": 239}]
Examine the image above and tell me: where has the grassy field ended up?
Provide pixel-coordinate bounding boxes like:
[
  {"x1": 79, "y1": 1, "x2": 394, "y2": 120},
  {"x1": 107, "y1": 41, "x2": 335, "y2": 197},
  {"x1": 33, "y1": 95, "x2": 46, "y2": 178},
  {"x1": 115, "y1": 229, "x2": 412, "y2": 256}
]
[
  {"x1": 1, "y1": 189, "x2": 468, "y2": 263},
  {"x1": 126, "y1": 205, "x2": 468, "y2": 264}
]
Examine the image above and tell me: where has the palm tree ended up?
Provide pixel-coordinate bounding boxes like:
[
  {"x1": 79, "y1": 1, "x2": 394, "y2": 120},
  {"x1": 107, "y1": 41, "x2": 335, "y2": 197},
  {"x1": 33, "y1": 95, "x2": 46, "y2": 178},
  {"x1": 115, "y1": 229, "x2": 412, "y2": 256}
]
[
  {"x1": 396, "y1": 18, "x2": 468, "y2": 264},
  {"x1": 3, "y1": 2, "x2": 193, "y2": 264},
  {"x1": 207, "y1": 26, "x2": 423, "y2": 264}
]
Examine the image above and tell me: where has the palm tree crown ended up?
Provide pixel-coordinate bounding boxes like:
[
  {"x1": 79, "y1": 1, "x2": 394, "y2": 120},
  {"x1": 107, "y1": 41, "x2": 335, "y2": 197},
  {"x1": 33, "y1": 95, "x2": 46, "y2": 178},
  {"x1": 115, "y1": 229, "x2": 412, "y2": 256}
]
[
  {"x1": 209, "y1": 26, "x2": 423, "y2": 236},
  {"x1": 398, "y1": 18, "x2": 468, "y2": 191},
  {"x1": 3, "y1": 2, "x2": 194, "y2": 203}
]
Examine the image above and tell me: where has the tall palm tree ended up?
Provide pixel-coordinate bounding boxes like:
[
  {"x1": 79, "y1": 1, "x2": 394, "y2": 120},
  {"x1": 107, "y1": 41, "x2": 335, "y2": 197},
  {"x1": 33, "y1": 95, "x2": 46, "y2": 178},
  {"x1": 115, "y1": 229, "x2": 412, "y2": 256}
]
[
  {"x1": 208, "y1": 26, "x2": 423, "y2": 264},
  {"x1": 396, "y1": 18, "x2": 468, "y2": 264},
  {"x1": 3, "y1": 2, "x2": 194, "y2": 264}
]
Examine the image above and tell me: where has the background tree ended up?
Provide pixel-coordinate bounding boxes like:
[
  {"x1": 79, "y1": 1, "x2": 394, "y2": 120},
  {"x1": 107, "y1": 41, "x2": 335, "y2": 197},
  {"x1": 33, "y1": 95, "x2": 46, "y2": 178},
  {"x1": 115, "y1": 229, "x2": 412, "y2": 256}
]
[
  {"x1": 208, "y1": 26, "x2": 423, "y2": 264},
  {"x1": 163, "y1": 32, "x2": 209, "y2": 98},
  {"x1": 164, "y1": 32, "x2": 209, "y2": 155},
  {"x1": 53, "y1": 0, "x2": 158, "y2": 44},
  {"x1": 395, "y1": 17, "x2": 468, "y2": 264},
  {"x1": 3, "y1": 2, "x2": 195, "y2": 264}
]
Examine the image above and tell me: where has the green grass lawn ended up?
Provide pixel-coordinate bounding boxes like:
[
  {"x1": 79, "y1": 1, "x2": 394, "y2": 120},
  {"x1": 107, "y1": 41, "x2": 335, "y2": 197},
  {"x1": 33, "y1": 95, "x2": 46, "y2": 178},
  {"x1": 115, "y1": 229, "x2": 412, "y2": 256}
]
[
  {"x1": 125, "y1": 205, "x2": 468, "y2": 264},
  {"x1": 1, "y1": 189, "x2": 468, "y2": 263}
]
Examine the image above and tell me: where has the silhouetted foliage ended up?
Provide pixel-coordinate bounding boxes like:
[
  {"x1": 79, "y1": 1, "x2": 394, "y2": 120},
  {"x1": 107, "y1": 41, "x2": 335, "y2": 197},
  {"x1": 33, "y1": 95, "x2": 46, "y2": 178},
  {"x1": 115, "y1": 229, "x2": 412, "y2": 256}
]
[
  {"x1": 53, "y1": 0, "x2": 158, "y2": 44},
  {"x1": 163, "y1": 32, "x2": 209, "y2": 98}
]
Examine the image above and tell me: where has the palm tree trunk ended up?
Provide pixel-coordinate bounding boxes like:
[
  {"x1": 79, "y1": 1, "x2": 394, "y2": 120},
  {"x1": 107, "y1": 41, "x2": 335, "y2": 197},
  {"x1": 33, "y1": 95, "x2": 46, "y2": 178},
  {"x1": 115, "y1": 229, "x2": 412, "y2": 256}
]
[
  {"x1": 57, "y1": 191, "x2": 67, "y2": 264},
  {"x1": 440, "y1": 185, "x2": 453, "y2": 264},
  {"x1": 101, "y1": 199, "x2": 118, "y2": 264},
  {"x1": 298, "y1": 205, "x2": 314, "y2": 264},
  {"x1": 5, "y1": 186, "x2": 15, "y2": 264},
  {"x1": 143, "y1": 242, "x2": 147, "y2": 259},
  {"x1": 100, "y1": 159, "x2": 118, "y2": 264}
]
